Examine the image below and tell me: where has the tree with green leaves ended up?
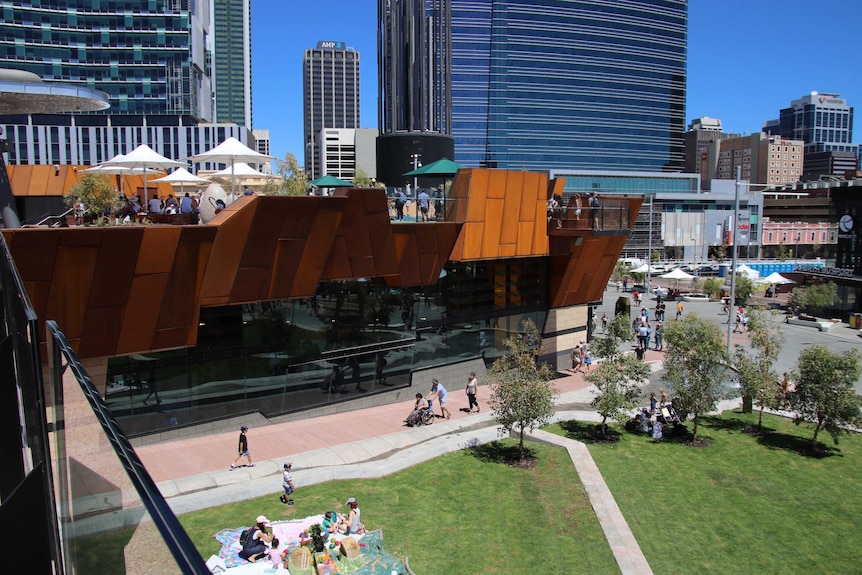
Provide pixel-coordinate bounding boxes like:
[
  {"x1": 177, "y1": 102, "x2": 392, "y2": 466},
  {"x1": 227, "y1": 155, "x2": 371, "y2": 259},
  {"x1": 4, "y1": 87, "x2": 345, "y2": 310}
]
[
  {"x1": 263, "y1": 153, "x2": 307, "y2": 196},
  {"x1": 790, "y1": 346, "x2": 862, "y2": 445},
  {"x1": 586, "y1": 314, "x2": 650, "y2": 437},
  {"x1": 732, "y1": 273, "x2": 756, "y2": 305},
  {"x1": 733, "y1": 306, "x2": 784, "y2": 425},
  {"x1": 712, "y1": 243, "x2": 727, "y2": 264},
  {"x1": 776, "y1": 243, "x2": 788, "y2": 261},
  {"x1": 787, "y1": 282, "x2": 837, "y2": 316},
  {"x1": 662, "y1": 313, "x2": 730, "y2": 442},
  {"x1": 650, "y1": 249, "x2": 661, "y2": 263},
  {"x1": 487, "y1": 319, "x2": 557, "y2": 460},
  {"x1": 702, "y1": 278, "x2": 723, "y2": 299},
  {"x1": 611, "y1": 261, "x2": 631, "y2": 282},
  {"x1": 352, "y1": 167, "x2": 373, "y2": 187},
  {"x1": 65, "y1": 173, "x2": 118, "y2": 225}
]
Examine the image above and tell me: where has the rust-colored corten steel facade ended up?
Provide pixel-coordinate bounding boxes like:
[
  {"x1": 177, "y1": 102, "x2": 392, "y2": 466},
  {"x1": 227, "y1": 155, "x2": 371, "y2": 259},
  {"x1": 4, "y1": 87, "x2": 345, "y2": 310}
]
[{"x1": 4, "y1": 169, "x2": 640, "y2": 361}]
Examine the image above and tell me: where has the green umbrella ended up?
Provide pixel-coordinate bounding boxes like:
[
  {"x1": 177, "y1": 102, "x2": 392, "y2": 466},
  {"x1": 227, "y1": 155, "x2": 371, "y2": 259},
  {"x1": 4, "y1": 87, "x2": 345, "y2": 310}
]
[
  {"x1": 403, "y1": 158, "x2": 464, "y2": 177},
  {"x1": 308, "y1": 174, "x2": 354, "y2": 188}
]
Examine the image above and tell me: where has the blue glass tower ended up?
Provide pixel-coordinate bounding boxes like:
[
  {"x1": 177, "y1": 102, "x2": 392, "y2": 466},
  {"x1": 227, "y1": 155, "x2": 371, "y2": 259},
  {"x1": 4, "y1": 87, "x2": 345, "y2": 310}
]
[{"x1": 381, "y1": 0, "x2": 688, "y2": 172}]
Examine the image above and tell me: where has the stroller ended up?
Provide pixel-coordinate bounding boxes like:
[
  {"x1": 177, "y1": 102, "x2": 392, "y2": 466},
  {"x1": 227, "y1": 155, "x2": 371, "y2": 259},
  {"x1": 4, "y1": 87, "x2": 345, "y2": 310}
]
[{"x1": 657, "y1": 403, "x2": 683, "y2": 427}]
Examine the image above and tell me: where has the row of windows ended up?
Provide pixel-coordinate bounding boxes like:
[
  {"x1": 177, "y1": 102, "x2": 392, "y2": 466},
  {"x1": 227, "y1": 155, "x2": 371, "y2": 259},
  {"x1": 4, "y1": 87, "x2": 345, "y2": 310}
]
[{"x1": 766, "y1": 231, "x2": 834, "y2": 243}]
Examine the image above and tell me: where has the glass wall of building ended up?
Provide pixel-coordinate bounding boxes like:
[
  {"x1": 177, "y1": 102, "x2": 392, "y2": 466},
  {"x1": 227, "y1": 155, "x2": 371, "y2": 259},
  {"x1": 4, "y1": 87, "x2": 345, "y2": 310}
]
[{"x1": 105, "y1": 257, "x2": 549, "y2": 436}]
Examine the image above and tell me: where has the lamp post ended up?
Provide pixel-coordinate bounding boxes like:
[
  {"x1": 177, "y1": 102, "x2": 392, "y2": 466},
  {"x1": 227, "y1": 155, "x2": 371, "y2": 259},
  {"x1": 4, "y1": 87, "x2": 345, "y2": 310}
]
[
  {"x1": 726, "y1": 167, "x2": 767, "y2": 355},
  {"x1": 726, "y1": 167, "x2": 742, "y2": 356},
  {"x1": 645, "y1": 193, "x2": 654, "y2": 297},
  {"x1": 410, "y1": 153, "x2": 421, "y2": 202}
]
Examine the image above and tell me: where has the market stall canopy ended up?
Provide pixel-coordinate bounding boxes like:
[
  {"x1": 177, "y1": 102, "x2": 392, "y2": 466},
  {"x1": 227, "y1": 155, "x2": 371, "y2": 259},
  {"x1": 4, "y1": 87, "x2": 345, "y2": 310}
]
[
  {"x1": 757, "y1": 272, "x2": 795, "y2": 285},
  {"x1": 630, "y1": 263, "x2": 653, "y2": 274},
  {"x1": 661, "y1": 268, "x2": 695, "y2": 280},
  {"x1": 733, "y1": 263, "x2": 761, "y2": 280},
  {"x1": 308, "y1": 174, "x2": 354, "y2": 188},
  {"x1": 403, "y1": 157, "x2": 464, "y2": 177}
]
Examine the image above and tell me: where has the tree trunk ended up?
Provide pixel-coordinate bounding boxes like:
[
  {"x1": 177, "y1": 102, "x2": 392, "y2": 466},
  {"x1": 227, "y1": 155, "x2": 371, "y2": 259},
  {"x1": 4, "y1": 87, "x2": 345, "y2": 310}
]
[
  {"x1": 600, "y1": 415, "x2": 608, "y2": 437},
  {"x1": 518, "y1": 427, "x2": 525, "y2": 460},
  {"x1": 692, "y1": 414, "x2": 699, "y2": 441},
  {"x1": 742, "y1": 394, "x2": 753, "y2": 413},
  {"x1": 757, "y1": 404, "x2": 764, "y2": 428},
  {"x1": 812, "y1": 420, "x2": 822, "y2": 443}
]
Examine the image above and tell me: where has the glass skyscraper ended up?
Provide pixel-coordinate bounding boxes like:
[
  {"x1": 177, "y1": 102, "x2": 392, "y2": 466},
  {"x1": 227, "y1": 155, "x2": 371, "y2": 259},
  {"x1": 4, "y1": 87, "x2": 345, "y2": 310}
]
[
  {"x1": 213, "y1": 0, "x2": 253, "y2": 128},
  {"x1": 380, "y1": 0, "x2": 687, "y2": 172},
  {"x1": 0, "y1": 0, "x2": 213, "y2": 120}
]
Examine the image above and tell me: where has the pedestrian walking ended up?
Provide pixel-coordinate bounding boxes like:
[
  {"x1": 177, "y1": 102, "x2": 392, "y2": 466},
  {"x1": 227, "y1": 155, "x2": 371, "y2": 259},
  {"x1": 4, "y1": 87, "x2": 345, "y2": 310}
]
[
  {"x1": 676, "y1": 300, "x2": 683, "y2": 319},
  {"x1": 279, "y1": 462, "x2": 295, "y2": 505},
  {"x1": 571, "y1": 344, "x2": 583, "y2": 373},
  {"x1": 465, "y1": 372, "x2": 480, "y2": 413},
  {"x1": 601, "y1": 312, "x2": 608, "y2": 333},
  {"x1": 654, "y1": 321, "x2": 664, "y2": 351},
  {"x1": 427, "y1": 378, "x2": 451, "y2": 419},
  {"x1": 230, "y1": 426, "x2": 254, "y2": 470}
]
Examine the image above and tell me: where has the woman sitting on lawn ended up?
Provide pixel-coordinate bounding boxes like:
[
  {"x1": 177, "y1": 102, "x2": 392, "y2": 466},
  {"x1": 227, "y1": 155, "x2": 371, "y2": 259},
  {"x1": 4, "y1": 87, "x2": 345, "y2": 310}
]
[{"x1": 338, "y1": 497, "x2": 363, "y2": 535}]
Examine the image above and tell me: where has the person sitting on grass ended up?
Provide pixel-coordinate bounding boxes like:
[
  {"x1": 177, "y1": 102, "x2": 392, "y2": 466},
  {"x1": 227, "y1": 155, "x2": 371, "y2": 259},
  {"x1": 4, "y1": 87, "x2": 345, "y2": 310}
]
[
  {"x1": 239, "y1": 515, "x2": 274, "y2": 562},
  {"x1": 322, "y1": 511, "x2": 341, "y2": 534},
  {"x1": 337, "y1": 497, "x2": 363, "y2": 535}
]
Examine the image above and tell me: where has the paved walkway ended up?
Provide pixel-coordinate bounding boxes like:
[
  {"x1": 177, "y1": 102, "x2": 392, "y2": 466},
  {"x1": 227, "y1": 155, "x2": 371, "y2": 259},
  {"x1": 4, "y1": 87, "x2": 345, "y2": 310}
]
[
  {"x1": 130, "y1": 357, "x2": 679, "y2": 575},
  {"x1": 126, "y1": 283, "x2": 862, "y2": 573}
]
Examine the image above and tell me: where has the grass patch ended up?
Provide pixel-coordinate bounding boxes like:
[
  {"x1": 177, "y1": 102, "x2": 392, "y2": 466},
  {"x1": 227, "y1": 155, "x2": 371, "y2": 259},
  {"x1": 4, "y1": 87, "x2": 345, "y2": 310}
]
[
  {"x1": 546, "y1": 411, "x2": 862, "y2": 575},
  {"x1": 179, "y1": 439, "x2": 619, "y2": 574}
]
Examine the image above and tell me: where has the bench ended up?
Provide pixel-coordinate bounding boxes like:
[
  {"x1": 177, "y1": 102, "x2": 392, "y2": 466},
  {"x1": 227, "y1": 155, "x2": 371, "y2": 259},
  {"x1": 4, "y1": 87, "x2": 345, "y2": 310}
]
[{"x1": 785, "y1": 316, "x2": 837, "y2": 332}]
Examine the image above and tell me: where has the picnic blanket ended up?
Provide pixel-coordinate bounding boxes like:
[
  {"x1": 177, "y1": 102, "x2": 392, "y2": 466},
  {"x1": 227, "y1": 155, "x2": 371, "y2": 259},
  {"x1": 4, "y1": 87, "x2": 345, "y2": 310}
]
[{"x1": 213, "y1": 519, "x2": 408, "y2": 574}]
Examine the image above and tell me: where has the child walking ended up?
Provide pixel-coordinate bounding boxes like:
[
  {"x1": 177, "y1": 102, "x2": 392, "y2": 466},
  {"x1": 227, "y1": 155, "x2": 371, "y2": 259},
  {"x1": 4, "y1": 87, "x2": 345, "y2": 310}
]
[
  {"x1": 230, "y1": 426, "x2": 254, "y2": 470},
  {"x1": 280, "y1": 462, "x2": 295, "y2": 505}
]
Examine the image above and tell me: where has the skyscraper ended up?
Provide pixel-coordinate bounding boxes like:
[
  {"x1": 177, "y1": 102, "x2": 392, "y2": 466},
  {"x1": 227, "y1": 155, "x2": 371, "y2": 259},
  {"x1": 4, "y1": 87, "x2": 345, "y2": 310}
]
[
  {"x1": 0, "y1": 1, "x2": 266, "y2": 168},
  {"x1": 303, "y1": 42, "x2": 360, "y2": 179},
  {"x1": 765, "y1": 92, "x2": 859, "y2": 179},
  {"x1": 0, "y1": 0, "x2": 213, "y2": 120},
  {"x1": 212, "y1": 0, "x2": 253, "y2": 128},
  {"x1": 379, "y1": 0, "x2": 688, "y2": 172}
]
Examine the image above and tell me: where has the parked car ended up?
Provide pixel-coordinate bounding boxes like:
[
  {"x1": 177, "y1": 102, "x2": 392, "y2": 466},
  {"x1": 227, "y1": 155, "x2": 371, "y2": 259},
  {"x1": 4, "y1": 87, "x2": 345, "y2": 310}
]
[{"x1": 695, "y1": 265, "x2": 718, "y2": 276}]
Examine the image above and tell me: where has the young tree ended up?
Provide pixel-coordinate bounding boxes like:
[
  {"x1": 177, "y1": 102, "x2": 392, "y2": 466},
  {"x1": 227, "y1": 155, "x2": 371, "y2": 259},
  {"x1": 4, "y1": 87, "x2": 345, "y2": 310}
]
[
  {"x1": 352, "y1": 167, "x2": 373, "y2": 187},
  {"x1": 487, "y1": 319, "x2": 557, "y2": 460},
  {"x1": 65, "y1": 174, "x2": 118, "y2": 223},
  {"x1": 732, "y1": 273, "x2": 756, "y2": 305},
  {"x1": 733, "y1": 306, "x2": 784, "y2": 424},
  {"x1": 585, "y1": 314, "x2": 650, "y2": 437},
  {"x1": 662, "y1": 313, "x2": 730, "y2": 442},
  {"x1": 650, "y1": 249, "x2": 661, "y2": 264},
  {"x1": 776, "y1": 243, "x2": 789, "y2": 262},
  {"x1": 263, "y1": 153, "x2": 307, "y2": 196},
  {"x1": 790, "y1": 346, "x2": 862, "y2": 445},
  {"x1": 702, "y1": 278, "x2": 723, "y2": 299},
  {"x1": 788, "y1": 282, "x2": 837, "y2": 317}
]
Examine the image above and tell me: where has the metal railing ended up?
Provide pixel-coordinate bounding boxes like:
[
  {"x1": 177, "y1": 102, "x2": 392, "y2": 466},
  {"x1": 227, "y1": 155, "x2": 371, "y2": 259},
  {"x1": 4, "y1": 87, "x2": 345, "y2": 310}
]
[
  {"x1": 0, "y1": 231, "x2": 208, "y2": 573},
  {"x1": 548, "y1": 197, "x2": 632, "y2": 233}
]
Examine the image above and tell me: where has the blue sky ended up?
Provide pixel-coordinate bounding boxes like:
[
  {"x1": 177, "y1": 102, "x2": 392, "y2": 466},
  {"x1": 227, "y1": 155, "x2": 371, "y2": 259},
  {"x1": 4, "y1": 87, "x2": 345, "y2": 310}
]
[{"x1": 251, "y1": 0, "x2": 861, "y2": 162}]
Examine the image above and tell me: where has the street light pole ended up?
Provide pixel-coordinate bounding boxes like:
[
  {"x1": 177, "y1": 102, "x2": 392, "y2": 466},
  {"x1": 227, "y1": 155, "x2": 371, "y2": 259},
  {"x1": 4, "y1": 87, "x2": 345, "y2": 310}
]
[
  {"x1": 727, "y1": 166, "x2": 742, "y2": 355},
  {"x1": 646, "y1": 193, "x2": 654, "y2": 297}
]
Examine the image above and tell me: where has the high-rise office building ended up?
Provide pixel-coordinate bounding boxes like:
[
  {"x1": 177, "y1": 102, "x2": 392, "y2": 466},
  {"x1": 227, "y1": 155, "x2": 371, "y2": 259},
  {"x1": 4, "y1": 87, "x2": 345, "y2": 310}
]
[
  {"x1": 303, "y1": 41, "x2": 360, "y2": 179},
  {"x1": 0, "y1": 1, "x2": 267, "y2": 168},
  {"x1": 765, "y1": 92, "x2": 859, "y2": 179},
  {"x1": 0, "y1": 0, "x2": 213, "y2": 120},
  {"x1": 684, "y1": 117, "x2": 740, "y2": 185},
  {"x1": 379, "y1": 0, "x2": 688, "y2": 172},
  {"x1": 212, "y1": 0, "x2": 253, "y2": 128}
]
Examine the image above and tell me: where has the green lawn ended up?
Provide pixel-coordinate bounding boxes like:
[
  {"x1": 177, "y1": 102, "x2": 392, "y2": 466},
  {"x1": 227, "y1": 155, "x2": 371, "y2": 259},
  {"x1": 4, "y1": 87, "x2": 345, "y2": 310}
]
[
  {"x1": 546, "y1": 411, "x2": 862, "y2": 575},
  {"x1": 179, "y1": 440, "x2": 619, "y2": 574}
]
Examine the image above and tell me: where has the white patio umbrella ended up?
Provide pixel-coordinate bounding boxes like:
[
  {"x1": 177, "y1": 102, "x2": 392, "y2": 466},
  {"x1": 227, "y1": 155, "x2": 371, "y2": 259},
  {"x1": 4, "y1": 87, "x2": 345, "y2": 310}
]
[
  {"x1": 188, "y1": 137, "x2": 275, "y2": 197},
  {"x1": 148, "y1": 167, "x2": 210, "y2": 198},
  {"x1": 103, "y1": 145, "x2": 184, "y2": 206},
  {"x1": 80, "y1": 155, "x2": 162, "y2": 196},
  {"x1": 631, "y1": 263, "x2": 651, "y2": 274},
  {"x1": 206, "y1": 162, "x2": 278, "y2": 190}
]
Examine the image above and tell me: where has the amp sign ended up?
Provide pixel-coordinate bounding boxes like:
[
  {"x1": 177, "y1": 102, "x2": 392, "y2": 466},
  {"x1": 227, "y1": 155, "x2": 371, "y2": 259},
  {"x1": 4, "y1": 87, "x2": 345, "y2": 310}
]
[{"x1": 316, "y1": 41, "x2": 346, "y2": 50}]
